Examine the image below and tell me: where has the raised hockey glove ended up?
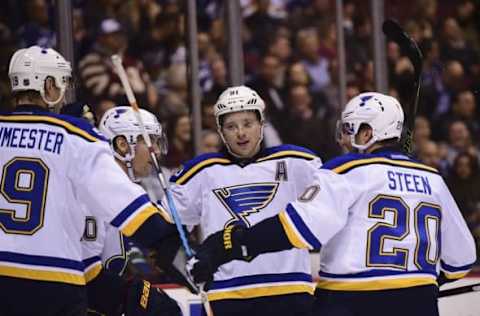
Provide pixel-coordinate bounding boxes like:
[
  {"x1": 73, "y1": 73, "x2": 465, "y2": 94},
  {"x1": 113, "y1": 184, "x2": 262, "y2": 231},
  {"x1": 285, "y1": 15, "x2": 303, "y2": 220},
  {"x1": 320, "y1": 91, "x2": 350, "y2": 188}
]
[
  {"x1": 125, "y1": 279, "x2": 182, "y2": 316},
  {"x1": 187, "y1": 225, "x2": 251, "y2": 284}
]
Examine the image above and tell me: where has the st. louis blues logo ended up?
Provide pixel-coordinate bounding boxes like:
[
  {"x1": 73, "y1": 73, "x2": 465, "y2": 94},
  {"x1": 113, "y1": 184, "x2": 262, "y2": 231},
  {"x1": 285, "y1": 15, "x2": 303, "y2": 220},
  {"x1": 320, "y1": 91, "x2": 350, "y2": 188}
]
[{"x1": 214, "y1": 182, "x2": 279, "y2": 228}]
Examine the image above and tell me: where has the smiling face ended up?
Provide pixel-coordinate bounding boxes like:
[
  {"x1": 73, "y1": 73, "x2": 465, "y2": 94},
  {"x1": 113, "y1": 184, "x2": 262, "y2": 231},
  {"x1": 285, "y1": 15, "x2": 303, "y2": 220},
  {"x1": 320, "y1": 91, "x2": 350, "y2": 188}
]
[{"x1": 220, "y1": 111, "x2": 262, "y2": 159}]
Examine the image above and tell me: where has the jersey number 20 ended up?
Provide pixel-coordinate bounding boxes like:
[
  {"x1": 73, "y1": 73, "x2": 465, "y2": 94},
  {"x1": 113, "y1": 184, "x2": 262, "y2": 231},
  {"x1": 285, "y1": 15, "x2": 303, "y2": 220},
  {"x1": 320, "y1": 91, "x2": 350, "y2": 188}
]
[
  {"x1": 0, "y1": 157, "x2": 49, "y2": 235},
  {"x1": 366, "y1": 194, "x2": 441, "y2": 272}
]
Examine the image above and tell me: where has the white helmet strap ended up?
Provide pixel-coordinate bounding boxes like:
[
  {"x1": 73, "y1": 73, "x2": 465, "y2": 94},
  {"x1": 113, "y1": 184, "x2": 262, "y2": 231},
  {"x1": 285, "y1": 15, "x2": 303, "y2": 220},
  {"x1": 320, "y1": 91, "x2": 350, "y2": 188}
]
[
  {"x1": 111, "y1": 141, "x2": 140, "y2": 182},
  {"x1": 350, "y1": 134, "x2": 378, "y2": 152},
  {"x1": 39, "y1": 77, "x2": 67, "y2": 111}
]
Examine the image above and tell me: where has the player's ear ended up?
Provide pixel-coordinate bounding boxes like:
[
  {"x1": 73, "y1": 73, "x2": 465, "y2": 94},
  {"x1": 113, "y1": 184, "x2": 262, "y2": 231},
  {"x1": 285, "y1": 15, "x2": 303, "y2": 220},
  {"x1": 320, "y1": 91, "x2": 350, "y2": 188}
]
[
  {"x1": 44, "y1": 77, "x2": 56, "y2": 96},
  {"x1": 355, "y1": 124, "x2": 373, "y2": 145},
  {"x1": 113, "y1": 136, "x2": 130, "y2": 156}
]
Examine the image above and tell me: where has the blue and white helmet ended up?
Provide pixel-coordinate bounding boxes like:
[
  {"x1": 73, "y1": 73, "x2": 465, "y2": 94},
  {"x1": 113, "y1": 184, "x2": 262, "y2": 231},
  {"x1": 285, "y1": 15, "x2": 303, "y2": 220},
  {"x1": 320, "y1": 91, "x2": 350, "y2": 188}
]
[
  {"x1": 214, "y1": 85, "x2": 265, "y2": 128},
  {"x1": 341, "y1": 92, "x2": 404, "y2": 151},
  {"x1": 214, "y1": 86, "x2": 266, "y2": 157},
  {"x1": 8, "y1": 46, "x2": 72, "y2": 109},
  {"x1": 99, "y1": 106, "x2": 167, "y2": 180}
]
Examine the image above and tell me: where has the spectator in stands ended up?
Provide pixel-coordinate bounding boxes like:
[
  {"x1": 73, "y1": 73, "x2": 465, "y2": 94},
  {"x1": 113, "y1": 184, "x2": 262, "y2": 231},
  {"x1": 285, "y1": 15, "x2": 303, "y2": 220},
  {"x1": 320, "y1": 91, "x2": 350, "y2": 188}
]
[
  {"x1": 297, "y1": 28, "x2": 331, "y2": 93},
  {"x1": 247, "y1": 54, "x2": 285, "y2": 129},
  {"x1": 280, "y1": 84, "x2": 339, "y2": 160},
  {"x1": 17, "y1": 0, "x2": 55, "y2": 48},
  {"x1": 200, "y1": 130, "x2": 221, "y2": 154},
  {"x1": 444, "y1": 120, "x2": 478, "y2": 165},
  {"x1": 417, "y1": 140, "x2": 442, "y2": 170},
  {"x1": 78, "y1": 18, "x2": 158, "y2": 111},
  {"x1": 244, "y1": 0, "x2": 283, "y2": 54},
  {"x1": 164, "y1": 111, "x2": 193, "y2": 171},
  {"x1": 157, "y1": 63, "x2": 188, "y2": 119},
  {"x1": 205, "y1": 57, "x2": 228, "y2": 99},
  {"x1": 433, "y1": 60, "x2": 465, "y2": 120},
  {"x1": 447, "y1": 152, "x2": 480, "y2": 226},
  {"x1": 440, "y1": 17, "x2": 478, "y2": 78},
  {"x1": 419, "y1": 39, "x2": 443, "y2": 118},
  {"x1": 455, "y1": 0, "x2": 479, "y2": 52},
  {"x1": 266, "y1": 34, "x2": 292, "y2": 87},
  {"x1": 413, "y1": 116, "x2": 432, "y2": 150},
  {"x1": 201, "y1": 94, "x2": 217, "y2": 131}
]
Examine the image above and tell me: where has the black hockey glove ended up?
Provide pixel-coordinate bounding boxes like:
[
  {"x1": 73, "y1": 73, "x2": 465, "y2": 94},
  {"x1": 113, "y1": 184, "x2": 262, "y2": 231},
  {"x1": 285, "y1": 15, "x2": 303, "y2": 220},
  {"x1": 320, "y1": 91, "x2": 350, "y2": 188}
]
[
  {"x1": 187, "y1": 225, "x2": 252, "y2": 284},
  {"x1": 125, "y1": 279, "x2": 182, "y2": 316},
  {"x1": 150, "y1": 233, "x2": 199, "y2": 294}
]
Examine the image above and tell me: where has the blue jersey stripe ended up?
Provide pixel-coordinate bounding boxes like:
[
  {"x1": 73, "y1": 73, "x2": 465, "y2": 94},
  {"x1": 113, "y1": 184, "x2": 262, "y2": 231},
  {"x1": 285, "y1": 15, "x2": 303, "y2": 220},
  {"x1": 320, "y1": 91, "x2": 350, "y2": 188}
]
[
  {"x1": 441, "y1": 261, "x2": 474, "y2": 272},
  {"x1": 83, "y1": 256, "x2": 101, "y2": 268},
  {"x1": 209, "y1": 272, "x2": 312, "y2": 290},
  {"x1": 0, "y1": 251, "x2": 84, "y2": 271},
  {"x1": 111, "y1": 194, "x2": 150, "y2": 227},
  {"x1": 286, "y1": 204, "x2": 322, "y2": 249}
]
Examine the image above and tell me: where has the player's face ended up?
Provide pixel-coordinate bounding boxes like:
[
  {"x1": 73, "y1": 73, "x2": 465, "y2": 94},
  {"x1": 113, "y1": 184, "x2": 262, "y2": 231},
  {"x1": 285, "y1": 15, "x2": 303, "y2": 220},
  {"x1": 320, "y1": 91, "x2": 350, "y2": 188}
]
[
  {"x1": 221, "y1": 111, "x2": 262, "y2": 158},
  {"x1": 132, "y1": 135, "x2": 162, "y2": 177}
]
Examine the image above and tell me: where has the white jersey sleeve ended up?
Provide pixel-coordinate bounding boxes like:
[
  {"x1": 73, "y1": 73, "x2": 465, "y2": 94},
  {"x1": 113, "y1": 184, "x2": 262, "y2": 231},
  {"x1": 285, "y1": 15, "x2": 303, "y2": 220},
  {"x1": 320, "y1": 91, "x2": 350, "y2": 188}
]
[
  {"x1": 70, "y1": 140, "x2": 159, "y2": 237},
  {"x1": 278, "y1": 169, "x2": 352, "y2": 250},
  {"x1": 438, "y1": 180, "x2": 477, "y2": 279}
]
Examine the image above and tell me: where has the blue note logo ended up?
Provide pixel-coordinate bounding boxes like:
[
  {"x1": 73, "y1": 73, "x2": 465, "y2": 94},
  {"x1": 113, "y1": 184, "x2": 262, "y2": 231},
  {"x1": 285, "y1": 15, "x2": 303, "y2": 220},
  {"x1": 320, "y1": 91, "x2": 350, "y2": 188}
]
[{"x1": 214, "y1": 183, "x2": 279, "y2": 228}]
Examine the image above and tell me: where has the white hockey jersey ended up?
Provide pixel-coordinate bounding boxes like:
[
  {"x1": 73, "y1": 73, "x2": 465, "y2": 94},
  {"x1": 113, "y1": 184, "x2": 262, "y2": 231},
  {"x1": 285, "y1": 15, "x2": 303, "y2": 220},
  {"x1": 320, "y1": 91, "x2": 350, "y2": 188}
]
[
  {"x1": 278, "y1": 149, "x2": 476, "y2": 291},
  {"x1": 0, "y1": 106, "x2": 161, "y2": 286},
  {"x1": 81, "y1": 170, "x2": 171, "y2": 277},
  {"x1": 167, "y1": 145, "x2": 322, "y2": 301}
]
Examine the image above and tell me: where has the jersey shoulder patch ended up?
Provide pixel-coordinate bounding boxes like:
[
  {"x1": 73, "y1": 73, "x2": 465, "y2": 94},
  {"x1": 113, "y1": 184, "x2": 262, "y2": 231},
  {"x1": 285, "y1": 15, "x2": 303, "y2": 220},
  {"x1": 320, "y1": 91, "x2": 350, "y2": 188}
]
[
  {"x1": 170, "y1": 152, "x2": 232, "y2": 185},
  {"x1": 256, "y1": 144, "x2": 318, "y2": 162}
]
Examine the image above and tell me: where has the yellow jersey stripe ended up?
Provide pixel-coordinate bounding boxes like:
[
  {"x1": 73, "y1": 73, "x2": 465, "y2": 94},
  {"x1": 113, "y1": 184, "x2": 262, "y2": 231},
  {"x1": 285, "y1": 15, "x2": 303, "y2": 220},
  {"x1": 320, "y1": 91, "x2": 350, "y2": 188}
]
[
  {"x1": 157, "y1": 204, "x2": 174, "y2": 224},
  {"x1": 175, "y1": 158, "x2": 231, "y2": 185},
  {"x1": 256, "y1": 150, "x2": 316, "y2": 162},
  {"x1": 121, "y1": 205, "x2": 159, "y2": 237},
  {"x1": 444, "y1": 271, "x2": 469, "y2": 280},
  {"x1": 316, "y1": 276, "x2": 437, "y2": 291},
  {"x1": 278, "y1": 212, "x2": 310, "y2": 249},
  {"x1": 0, "y1": 264, "x2": 85, "y2": 285},
  {"x1": 207, "y1": 283, "x2": 314, "y2": 301},
  {"x1": 332, "y1": 157, "x2": 438, "y2": 174},
  {"x1": 0, "y1": 115, "x2": 99, "y2": 142},
  {"x1": 84, "y1": 262, "x2": 102, "y2": 283}
]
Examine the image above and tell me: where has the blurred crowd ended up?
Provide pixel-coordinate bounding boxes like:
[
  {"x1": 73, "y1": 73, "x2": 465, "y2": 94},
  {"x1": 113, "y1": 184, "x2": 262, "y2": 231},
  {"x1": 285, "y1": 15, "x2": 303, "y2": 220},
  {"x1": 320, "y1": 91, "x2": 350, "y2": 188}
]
[{"x1": 0, "y1": 0, "x2": 479, "y2": 265}]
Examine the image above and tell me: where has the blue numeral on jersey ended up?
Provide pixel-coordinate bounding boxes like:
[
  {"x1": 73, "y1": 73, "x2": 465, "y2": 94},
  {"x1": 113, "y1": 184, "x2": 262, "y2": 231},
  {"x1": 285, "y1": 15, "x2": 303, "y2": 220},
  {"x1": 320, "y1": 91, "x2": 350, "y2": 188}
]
[
  {"x1": 367, "y1": 195, "x2": 441, "y2": 272},
  {"x1": 414, "y1": 203, "x2": 441, "y2": 271},
  {"x1": 0, "y1": 157, "x2": 49, "y2": 235},
  {"x1": 367, "y1": 195, "x2": 409, "y2": 269}
]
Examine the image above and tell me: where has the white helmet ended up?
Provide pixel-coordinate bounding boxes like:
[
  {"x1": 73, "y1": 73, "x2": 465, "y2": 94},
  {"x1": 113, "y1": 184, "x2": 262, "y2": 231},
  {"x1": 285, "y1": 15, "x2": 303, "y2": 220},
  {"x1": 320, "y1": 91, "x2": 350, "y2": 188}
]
[
  {"x1": 214, "y1": 86, "x2": 266, "y2": 158},
  {"x1": 214, "y1": 85, "x2": 265, "y2": 128},
  {"x1": 8, "y1": 46, "x2": 72, "y2": 108},
  {"x1": 340, "y1": 92, "x2": 404, "y2": 151},
  {"x1": 99, "y1": 106, "x2": 167, "y2": 181}
]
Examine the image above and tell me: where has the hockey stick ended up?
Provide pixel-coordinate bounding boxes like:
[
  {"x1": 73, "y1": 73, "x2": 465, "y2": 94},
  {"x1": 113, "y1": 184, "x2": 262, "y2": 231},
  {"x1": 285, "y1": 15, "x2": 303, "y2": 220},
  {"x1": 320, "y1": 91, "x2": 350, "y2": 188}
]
[
  {"x1": 439, "y1": 282, "x2": 480, "y2": 298},
  {"x1": 382, "y1": 19, "x2": 423, "y2": 154},
  {"x1": 111, "y1": 55, "x2": 214, "y2": 316}
]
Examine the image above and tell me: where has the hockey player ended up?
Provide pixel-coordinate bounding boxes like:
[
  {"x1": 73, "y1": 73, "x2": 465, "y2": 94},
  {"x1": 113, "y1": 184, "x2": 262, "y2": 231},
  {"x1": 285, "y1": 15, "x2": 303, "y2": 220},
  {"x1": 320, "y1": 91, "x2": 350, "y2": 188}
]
[
  {"x1": 82, "y1": 106, "x2": 183, "y2": 316},
  {"x1": 0, "y1": 45, "x2": 179, "y2": 315},
  {"x1": 162, "y1": 85, "x2": 322, "y2": 316},
  {"x1": 187, "y1": 92, "x2": 477, "y2": 316}
]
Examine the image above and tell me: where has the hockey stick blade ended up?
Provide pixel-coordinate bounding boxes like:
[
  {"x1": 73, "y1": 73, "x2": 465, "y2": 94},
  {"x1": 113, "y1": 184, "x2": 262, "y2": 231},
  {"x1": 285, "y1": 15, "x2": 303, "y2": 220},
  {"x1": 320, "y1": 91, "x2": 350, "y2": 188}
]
[
  {"x1": 382, "y1": 19, "x2": 423, "y2": 78},
  {"x1": 439, "y1": 282, "x2": 480, "y2": 298},
  {"x1": 382, "y1": 19, "x2": 423, "y2": 154}
]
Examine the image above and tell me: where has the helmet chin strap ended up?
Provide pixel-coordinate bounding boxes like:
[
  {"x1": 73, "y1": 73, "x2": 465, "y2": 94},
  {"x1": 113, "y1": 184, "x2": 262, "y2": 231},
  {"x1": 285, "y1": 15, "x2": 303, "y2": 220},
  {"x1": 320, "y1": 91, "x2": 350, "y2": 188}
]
[
  {"x1": 40, "y1": 85, "x2": 67, "y2": 112},
  {"x1": 112, "y1": 144, "x2": 140, "y2": 183},
  {"x1": 218, "y1": 123, "x2": 264, "y2": 159},
  {"x1": 350, "y1": 134, "x2": 377, "y2": 153}
]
